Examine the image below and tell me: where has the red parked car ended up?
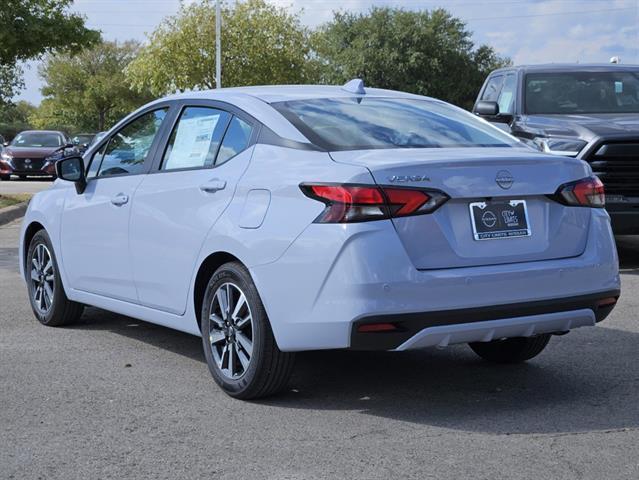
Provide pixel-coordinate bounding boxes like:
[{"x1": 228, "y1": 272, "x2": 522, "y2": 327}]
[{"x1": 0, "y1": 130, "x2": 68, "y2": 180}]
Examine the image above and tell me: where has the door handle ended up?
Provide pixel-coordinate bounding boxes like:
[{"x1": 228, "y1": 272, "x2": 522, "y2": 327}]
[
  {"x1": 199, "y1": 179, "x2": 226, "y2": 193},
  {"x1": 111, "y1": 193, "x2": 129, "y2": 206}
]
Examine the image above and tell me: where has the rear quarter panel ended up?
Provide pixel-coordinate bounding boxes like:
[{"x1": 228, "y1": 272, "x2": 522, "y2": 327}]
[{"x1": 194, "y1": 144, "x2": 373, "y2": 269}]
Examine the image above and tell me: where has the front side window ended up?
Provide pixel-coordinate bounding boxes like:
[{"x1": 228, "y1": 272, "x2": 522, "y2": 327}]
[
  {"x1": 216, "y1": 117, "x2": 253, "y2": 165},
  {"x1": 12, "y1": 132, "x2": 64, "y2": 148},
  {"x1": 481, "y1": 75, "x2": 504, "y2": 102},
  {"x1": 498, "y1": 74, "x2": 517, "y2": 114},
  {"x1": 525, "y1": 71, "x2": 639, "y2": 114},
  {"x1": 86, "y1": 143, "x2": 107, "y2": 179},
  {"x1": 162, "y1": 107, "x2": 230, "y2": 170},
  {"x1": 97, "y1": 109, "x2": 168, "y2": 177},
  {"x1": 273, "y1": 97, "x2": 520, "y2": 151}
]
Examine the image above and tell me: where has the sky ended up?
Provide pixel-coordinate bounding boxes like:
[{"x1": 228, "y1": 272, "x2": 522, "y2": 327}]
[{"x1": 15, "y1": 0, "x2": 639, "y2": 104}]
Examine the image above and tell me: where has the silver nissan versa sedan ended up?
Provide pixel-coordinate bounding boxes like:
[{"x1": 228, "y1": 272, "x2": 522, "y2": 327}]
[{"x1": 20, "y1": 80, "x2": 620, "y2": 398}]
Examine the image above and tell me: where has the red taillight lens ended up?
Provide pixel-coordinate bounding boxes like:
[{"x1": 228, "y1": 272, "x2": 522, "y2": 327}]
[
  {"x1": 300, "y1": 183, "x2": 449, "y2": 223},
  {"x1": 309, "y1": 185, "x2": 384, "y2": 205},
  {"x1": 555, "y1": 176, "x2": 605, "y2": 208}
]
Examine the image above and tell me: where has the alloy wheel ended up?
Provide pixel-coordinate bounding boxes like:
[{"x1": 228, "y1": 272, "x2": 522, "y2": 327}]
[
  {"x1": 30, "y1": 243, "x2": 55, "y2": 315},
  {"x1": 208, "y1": 282, "x2": 254, "y2": 379}
]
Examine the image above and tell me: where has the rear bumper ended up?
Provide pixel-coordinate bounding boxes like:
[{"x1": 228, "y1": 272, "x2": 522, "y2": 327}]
[
  {"x1": 251, "y1": 208, "x2": 620, "y2": 352},
  {"x1": 351, "y1": 290, "x2": 619, "y2": 350}
]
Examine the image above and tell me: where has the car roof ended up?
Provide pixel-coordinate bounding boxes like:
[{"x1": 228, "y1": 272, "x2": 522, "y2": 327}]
[
  {"x1": 491, "y1": 63, "x2": 639, "y2": 74},
  {"x1": 164, "y1": 84, "x2": 428, "y2": 104},
  {"x1": 116, "y1": 83, "x2": 446, "y2": 146}
]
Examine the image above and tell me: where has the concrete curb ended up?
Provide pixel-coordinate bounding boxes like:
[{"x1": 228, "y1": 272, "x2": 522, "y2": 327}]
[{"x1": 0, "y1": 202, "x2": 28, "y2": 227}]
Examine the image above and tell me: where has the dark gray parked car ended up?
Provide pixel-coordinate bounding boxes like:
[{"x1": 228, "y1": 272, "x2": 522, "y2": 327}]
[{"x1": 473, "y1": 64, "x2": 639, "y2": 234}]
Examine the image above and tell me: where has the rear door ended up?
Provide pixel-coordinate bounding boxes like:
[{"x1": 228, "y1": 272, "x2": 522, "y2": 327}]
[
  {"x1": 60, "y1": 107, "x2": 170, "y2": 301},
  {"x1": 129, "y1": 101, "x2": 258, "y2": 314}
]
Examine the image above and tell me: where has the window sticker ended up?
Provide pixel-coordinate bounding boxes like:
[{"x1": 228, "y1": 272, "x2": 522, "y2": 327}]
[{"x1": 164, "y1": 114, "x2": 220, "y2": 169}]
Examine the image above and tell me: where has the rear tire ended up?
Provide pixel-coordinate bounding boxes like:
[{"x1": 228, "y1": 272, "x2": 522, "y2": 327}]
[
  {"x1": 27, "y1": 229, "x2": 84, "y2": 326},
  {"x1": 0, "y1": 174, "x2": 9, "y2": 181},
  {"x1": 469, "y1": 334, "x2": 551, "y2": 363},
  {"x1": 201, "y1": 261, "x2": 295, "y2": 399}
]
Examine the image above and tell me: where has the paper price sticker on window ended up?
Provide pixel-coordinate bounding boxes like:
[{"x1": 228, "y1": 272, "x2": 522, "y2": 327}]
[{"x1": 164, "y1": 114, "x2": 221, "y2": 170}]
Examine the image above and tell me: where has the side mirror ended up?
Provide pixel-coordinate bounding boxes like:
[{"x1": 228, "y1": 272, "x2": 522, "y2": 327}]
[
  {"x1": 473, "y1": 101, "x2": 513, "y2": 124},
  {"x1": 55, "y1": 156, "x2": 86, "y2": 194},
  {"x1": 473, "y1": 100, "x2": 500, "y2": 116}
]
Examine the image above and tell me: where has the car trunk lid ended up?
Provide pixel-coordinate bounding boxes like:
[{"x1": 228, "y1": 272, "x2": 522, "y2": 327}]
[{"x1": 330, "y1": 147, "x2": 593, "y2": 269}]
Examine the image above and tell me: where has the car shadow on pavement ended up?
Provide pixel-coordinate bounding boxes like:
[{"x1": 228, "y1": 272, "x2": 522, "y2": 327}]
[{"x1": 67, "y1": 236, "x2": 639, "y2": 435}]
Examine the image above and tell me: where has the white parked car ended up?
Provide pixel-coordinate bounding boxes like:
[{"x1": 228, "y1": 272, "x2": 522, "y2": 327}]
[{"x1": 20, "y1": 81, "x2": 620, "y2": 399}]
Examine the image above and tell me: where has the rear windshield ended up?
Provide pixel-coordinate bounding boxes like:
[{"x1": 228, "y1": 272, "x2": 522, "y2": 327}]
[
  {"x1": 11, "y1": 132, "x2": 64, "y2": 148},
  {"x1": 272, "y1": 97, "x2": 520, "y2": 151},
  {"x1": 525, "y1": 71, "x2": 639, "y2": 114}
]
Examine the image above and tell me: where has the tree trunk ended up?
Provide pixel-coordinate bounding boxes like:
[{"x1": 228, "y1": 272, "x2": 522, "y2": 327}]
[{"x1": 98, "y1": 111, "x2": 105, "y2": 131}]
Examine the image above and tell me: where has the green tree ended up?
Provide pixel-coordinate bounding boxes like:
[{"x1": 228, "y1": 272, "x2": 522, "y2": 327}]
[
  {"x1": 126, "y1": 0, "x2": 317, "y2": 96},
  {"x1": 0, "y1": 100, "x2": 37, "y2": 140},
  {"x1": 33, "y1": 40, "x2": 153, "y2": 132},
  {"x1": 312, "y1": 7, "x2": 510, "y2": 109},
  {"x1": 0, "y1": 0, "x2": 99, "y2": 103}
]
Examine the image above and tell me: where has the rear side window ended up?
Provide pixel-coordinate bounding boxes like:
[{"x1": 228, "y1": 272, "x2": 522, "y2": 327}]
[
  {"x1": 96, "y1": 109, "x2": 168, "y2": 177},
  {"x1": 216, "y1": 117, "x2": 253, "y2": 166},
  {"x1": 481, "y1": 75, "x2": 504, "y2": 101},
  {"x1": 161, "y1": 107, "x2": 230, "y2": 170}
]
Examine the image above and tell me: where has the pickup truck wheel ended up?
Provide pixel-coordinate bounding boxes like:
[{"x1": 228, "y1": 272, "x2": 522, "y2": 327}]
[
  {"x1": 469, "y1": 334, "x2": 551, "y2": 363},
  {"x1": 27, "y1": 229, "x2": 84, "y2": 326},
  {"x1": 201, "y1": 262, "x2": 295, "y2": 399}
]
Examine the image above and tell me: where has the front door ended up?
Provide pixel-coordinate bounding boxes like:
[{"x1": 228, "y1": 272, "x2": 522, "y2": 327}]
[
  {"x1": 130, "y1": 105, "x2": 256, "y2": 314},
  {"x1": 59, "y1": 108, "x2": 169, "y2": 302}
]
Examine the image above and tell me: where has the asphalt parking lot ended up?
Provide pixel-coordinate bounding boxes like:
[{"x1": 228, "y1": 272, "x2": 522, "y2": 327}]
[{"x1": 1, "y1": 219, "x2": 638, "y2": 480}]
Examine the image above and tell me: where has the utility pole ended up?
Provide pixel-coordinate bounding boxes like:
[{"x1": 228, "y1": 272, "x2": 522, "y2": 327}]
[{"x1": 215, "y1": 0, "x2": 221, "y2": 89}]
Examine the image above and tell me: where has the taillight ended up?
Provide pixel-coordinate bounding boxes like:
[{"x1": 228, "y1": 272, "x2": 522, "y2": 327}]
[
  {"x1": 554, "y1": 176, "x2": 605, "y2": 208},
  {"x1": 300, "y1": 183, "x2": 449, "y2": 223}
]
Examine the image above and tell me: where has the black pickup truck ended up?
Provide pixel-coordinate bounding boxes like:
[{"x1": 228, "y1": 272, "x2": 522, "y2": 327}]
[{"x1": 473, "y1": 64, "x2": 639, "y2": 234}]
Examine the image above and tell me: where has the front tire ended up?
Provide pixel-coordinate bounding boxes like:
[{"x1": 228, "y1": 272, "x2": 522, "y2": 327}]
[
  {"x1": 27, "y1": 229, "x2": 84, "y2": 326},
  {"x1": 201, "y1": 262, "x2": 295, "y2": 399},
  {"x1": 469, "y1": 334, "x2": 551, "y2": 363}
]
